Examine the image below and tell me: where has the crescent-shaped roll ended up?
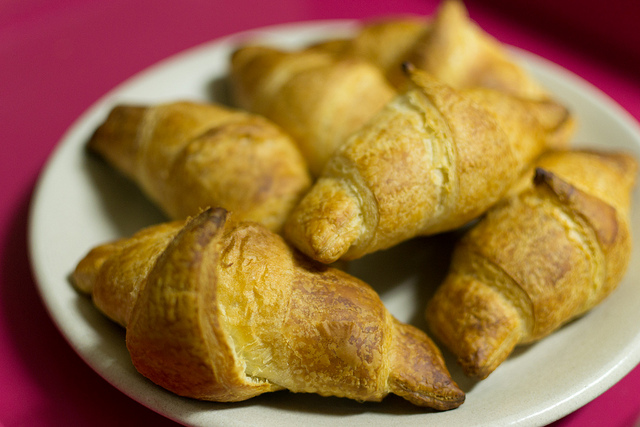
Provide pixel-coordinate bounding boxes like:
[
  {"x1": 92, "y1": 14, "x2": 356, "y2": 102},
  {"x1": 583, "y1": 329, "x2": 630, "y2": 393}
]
[
  {"x1": 72, "y1": 207, "x2": 465, "y2": 410},
  {"x1": 426, "y1": 149, "x2": 637, "y2": 379},
  {"x1": 229, "y1": 45, "x2": 396, "y2": 176},
  {"x1": 284, "y1": 66, "x2": 575, "y2": 264},
  {"x1": 393, "y1": 0, "x2": 549, "y2": 98},
  {"x1": 313, "y1": 1, "x2": 550, "y2": 101},
  {"x1": 87, "y1": 101, "x2": 311, "y2": 232}
]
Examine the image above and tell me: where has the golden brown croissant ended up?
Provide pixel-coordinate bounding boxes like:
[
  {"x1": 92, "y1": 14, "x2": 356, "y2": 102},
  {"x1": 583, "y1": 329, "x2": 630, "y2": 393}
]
[
  {"x1": 426, "y1": 149, "x2": 637, "y2": 379},
  {"x1": 72, "y1": 207, "x2": 465, "y2": 410},
  {"x1": 315, "y1": 1, "x2": 548, "y2": 100},
  {"x1": 284, "y1": 66, "x2": 575, "y2": 264},
  {"x1": 395, "y1": 0, "x2": 549, "y2": 98},
  {"x1": 229, "y1": 45, "x2": 396, "y2": 176},
  {"x1": 87, "y1": 101, "x2": 311, "y2": 232}
]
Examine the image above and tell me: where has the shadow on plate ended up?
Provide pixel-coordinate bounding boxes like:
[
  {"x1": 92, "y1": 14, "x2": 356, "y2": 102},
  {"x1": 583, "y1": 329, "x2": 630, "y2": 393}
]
[
  {"x1": 207, "y1": 75, "x2": 236, "y2": 108},
  {"x1": 81, "y1": 149, "x2": 167, "y2": 236}
]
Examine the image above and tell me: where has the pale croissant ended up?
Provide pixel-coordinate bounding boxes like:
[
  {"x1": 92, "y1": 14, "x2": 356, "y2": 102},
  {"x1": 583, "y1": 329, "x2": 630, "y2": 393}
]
[
  {"x1": 426, "y1": 149, "x2": 637, "y2": 379},
  {"x1": 229, "y1": 45, "x2": 396, "y2": 176},
  {"x1": 316, "y1": 0, "x2": 549, "y2": 100},
  {"x1": 87, "y1": 101, "x2": 311, "y2": 232},
  {"x1": 72, "y1": 207, "x2": 465, "y2": 410},
  {"x1": 284, "y1": 66, "x2": 575, "y2": 264}
]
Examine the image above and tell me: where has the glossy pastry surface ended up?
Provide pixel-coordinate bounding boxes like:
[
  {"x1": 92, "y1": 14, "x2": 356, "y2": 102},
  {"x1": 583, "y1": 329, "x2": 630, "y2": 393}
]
[
  {"x1": 73, "y1": 208, "x2": 465, "y2": 410},
  {"x1": 88, "y1": 101, "x2": 311, "y2": 232},
  {"x1": 284, "y1": 66, "x2": 574, "y2": 263},
  {"x1": 426, "y1": 149, "x2": 637, "y2": 379}
]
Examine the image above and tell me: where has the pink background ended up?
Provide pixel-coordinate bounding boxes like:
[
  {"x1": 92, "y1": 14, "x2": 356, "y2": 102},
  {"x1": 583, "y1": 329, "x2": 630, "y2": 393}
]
[{"x1": 1, "y1": 0, "x2": 640, "y2": 425}]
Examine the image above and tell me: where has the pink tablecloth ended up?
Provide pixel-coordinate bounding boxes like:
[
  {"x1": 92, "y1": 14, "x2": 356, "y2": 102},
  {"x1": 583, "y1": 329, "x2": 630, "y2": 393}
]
[{"x1": 2, "y1": 0, "x2": 640, "y2": 425}]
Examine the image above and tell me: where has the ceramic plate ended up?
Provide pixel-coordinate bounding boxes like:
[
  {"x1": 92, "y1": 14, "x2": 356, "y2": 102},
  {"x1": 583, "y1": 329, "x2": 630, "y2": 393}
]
[{"x1": 28, "y1": 21, "x2": 640, "y2": 427}]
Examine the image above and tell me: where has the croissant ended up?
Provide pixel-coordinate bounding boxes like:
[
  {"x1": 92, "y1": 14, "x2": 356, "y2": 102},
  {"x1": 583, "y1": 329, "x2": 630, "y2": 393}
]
[
  {"x1": 395, "y1": 0, "x2": 550, "y2": 98},
  {"x1": 284, "y1": 66, "x2": 575, "y2": 264},
  {"x1": 72, "y1": 207, "x2": 465, "y2": 410},
  {"x1": 229, "y1": 45, "x2": 396, "y2": 176},
  {"x1": 87, "y1": 101, "x2": 311, "y2": 232},
  {"x1": 426, "y1": 149, "x2": 637, "y2": 379},
  {"x1": 315, "y1": 1, "x2": 549, "y2": 101}
]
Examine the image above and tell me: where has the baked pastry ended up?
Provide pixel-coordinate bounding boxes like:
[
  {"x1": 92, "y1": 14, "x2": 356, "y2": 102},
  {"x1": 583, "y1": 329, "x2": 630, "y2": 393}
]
[
  {"x1": 316, "y1": 0, "x2": 549, "y2": 100},
  {"x1": 309, "y1": 15, "x2": 429, "y2": 86},
  {"x1": 394, "y1": 0, "x2": 549, "y2": 98},
  {"x1": 72, "y1": 207, "x2": 465, "y2": 410},
  {"x1": 87, "y1": 101, "x2": 311, "y2": 232},
  {"x1": 229, "y1": 45, "x2": 396, "y2": 176},
  {"x1": 426, "y1": 149, "x2": 637, "y2": 379},
  {"x1": 284, "y1": 66, "x2": 575, "y2": 263}
]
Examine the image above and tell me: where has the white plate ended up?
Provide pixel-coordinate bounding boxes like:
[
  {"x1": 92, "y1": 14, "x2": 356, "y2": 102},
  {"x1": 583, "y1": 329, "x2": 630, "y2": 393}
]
[{"x1": 28, "y1": 20, "x2": 640, "y2": 427}]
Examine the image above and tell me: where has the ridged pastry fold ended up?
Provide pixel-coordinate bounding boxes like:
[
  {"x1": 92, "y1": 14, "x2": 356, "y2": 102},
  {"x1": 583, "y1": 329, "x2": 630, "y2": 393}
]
[
  {"x1": 426, "y1": 149, "x2": 637, "y2": 379},
  {"x1": 284, "y1": 66, "x2": 575, "y2": 263},
  {"x1": 87, "y1": 101, "x2": 311, "y2": 232},
  {"x1": 73, "y1": 207, "x2": 465, "y2": 409}
]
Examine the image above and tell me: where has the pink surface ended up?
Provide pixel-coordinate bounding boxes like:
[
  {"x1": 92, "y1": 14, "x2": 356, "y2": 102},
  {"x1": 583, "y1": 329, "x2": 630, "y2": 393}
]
[{"x1": 1, "y1": 0, "x2": 640, "y2": 425}]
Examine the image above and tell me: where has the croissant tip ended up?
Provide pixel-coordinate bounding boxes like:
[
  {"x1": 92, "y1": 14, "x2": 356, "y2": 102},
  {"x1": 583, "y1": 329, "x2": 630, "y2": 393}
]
[
  {"x1": 533, "y1": 167, "x2": 577, "y2": 203},
  {"x1": 533, "y1": 167, "x2": 551, "y2": 182},
  {"x1": 401, "y1": 61, "x2": 416, "y2": 75}
]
